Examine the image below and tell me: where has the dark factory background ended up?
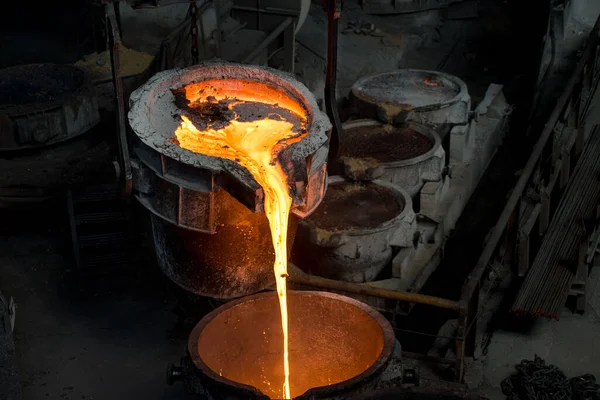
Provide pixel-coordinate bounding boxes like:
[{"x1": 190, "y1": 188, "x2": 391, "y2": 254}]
[{"x1": 1, "y1": 1, "x2": 600, "y2": 400}]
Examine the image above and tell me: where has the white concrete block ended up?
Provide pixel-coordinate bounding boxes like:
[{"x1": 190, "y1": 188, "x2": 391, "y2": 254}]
[
  {"x1": 450, "y1": 124, "x2": 468, "y2": 162},
  {"x1": 420, "y1": 180, "x2": 443, "y2": 219},
  {"x1": 392, "y1": 246, "x2": 416, "y2": 279},
  {"x1": 450, "y1": 120, "x2": 476, "y2": 162},
  {"x1": 389, "y1": 208, "x2": 417, "y2": 248}
]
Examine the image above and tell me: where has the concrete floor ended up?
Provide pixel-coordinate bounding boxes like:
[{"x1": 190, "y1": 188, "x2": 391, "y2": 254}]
[
  {"x1": 0, "y1": 213, "x2": 198, "y2": 400},
  {"x1": 480, "y1": 267, "x2": 600, "y2": 400}
]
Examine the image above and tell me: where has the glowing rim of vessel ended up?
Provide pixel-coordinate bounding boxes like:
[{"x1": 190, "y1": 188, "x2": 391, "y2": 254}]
[
  {"x1": 187, "y1": 290, "x2": 396, "y2": 399},
  {"x1": 128, "y1": 60, "x2": 331, "y2": 179}
]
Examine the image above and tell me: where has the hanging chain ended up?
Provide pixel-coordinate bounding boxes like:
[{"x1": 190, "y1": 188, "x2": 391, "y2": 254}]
[{"x1": 189, "y1": 0, "x2": 199, "y2": 64}]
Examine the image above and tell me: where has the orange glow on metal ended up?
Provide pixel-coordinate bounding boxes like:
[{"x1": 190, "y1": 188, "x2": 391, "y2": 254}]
[
  {"x1": 424, "y1": 76, "x2": 438, "y2": 87},
  {"x1": 174, "y1": 79, "x2": 308, "y2": 399}
]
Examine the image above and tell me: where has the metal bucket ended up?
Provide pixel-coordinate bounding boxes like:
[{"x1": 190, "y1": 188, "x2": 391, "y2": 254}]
[
  {"x1": 292, "y1": 177, "x2": 416, "y2": 283},
  {"x1": 340, "y1": 119, "x2": 445, "y2": 198},
  {"x1": 185, "y1": 291, "x2": 398, "y2": 399}
]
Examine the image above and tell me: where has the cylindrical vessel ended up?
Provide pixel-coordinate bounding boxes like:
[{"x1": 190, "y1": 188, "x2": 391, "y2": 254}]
[
  {"x1": 151, "y1": 188, "x2": 298, "y2": 298},
  {"x1": 128, "y1": 61, "x2": 331, "y2": 298},
  {"x1": 0, "y1": 64, "x2": 100, "y2": 151},
  {"x1": 349, "y1": 69, "x2": 470, "y2": 128},
  {"x1": 292, "y1": 177, "x2": 416, "y2": 283},
  {"x1": 340, "y1": 119, "x2": 445, "y2": 197},
  {"x1": 185, "y1": 291, "x2": 398, "y2": 399}
]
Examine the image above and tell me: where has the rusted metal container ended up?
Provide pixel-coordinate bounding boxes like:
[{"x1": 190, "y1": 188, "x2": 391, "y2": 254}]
[
  {"x1": 340, "y1": 119, "x2": 445, "y2": 198},
  {"x1": 292, "y1": 177, "x2": 416, "y2": 283}
]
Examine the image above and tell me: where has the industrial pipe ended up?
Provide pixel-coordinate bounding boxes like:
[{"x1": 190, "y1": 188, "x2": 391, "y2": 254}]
[{"x1": 288, "y1": 271, "x2": 460, "y2": 310}]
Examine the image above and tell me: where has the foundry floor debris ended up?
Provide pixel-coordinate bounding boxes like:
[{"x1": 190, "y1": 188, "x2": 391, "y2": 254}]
[
  {"x1": 500, "y1": 356, "x2": 600, "y2": 400},
  {"x1": 480, "y1": 264, "x2": 600, "y2": 400}
]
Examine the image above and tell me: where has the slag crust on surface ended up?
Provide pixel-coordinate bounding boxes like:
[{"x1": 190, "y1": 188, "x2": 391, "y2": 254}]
[{"x1": 128, "y1": 61, "x2": 331, "y2": 192}]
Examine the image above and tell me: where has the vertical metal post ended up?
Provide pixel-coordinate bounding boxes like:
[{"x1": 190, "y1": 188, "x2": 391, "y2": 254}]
[
  {"x1": 518, "y1": 231, "x2": 530, "y2": 277},
  {"x1": 107, "y1": 6, "x2": 132, "y2": 194},
  {"x1": 324, "y1": 0, "x2": 343, "y2": 168},
  {"x1": 464, "y1": 288, "x2": 479, "y2": 359},
  {"x1": 283, "y1": 20, "x2": 296, "y2": 74},
  {"x1": 455, "y1": 303, "x2": 468, "y2": 382}
]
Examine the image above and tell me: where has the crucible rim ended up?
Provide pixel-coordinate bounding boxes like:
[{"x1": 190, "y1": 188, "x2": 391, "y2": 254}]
[
  {"x1": 298, "y1": 176, "x2": 413, "y2": 238},
  {"x1": 341, "y1": 118, "x2": 442, "y2": 168},
  {"x1": 128, "y1": 60, "x2": 330, "y2": 176},
  {"x1": 351, "y1": 69, "x2": 469, "y2": 114},
  {"x1": 187, "y1": 290, "x2": 396, "y2": 399}
]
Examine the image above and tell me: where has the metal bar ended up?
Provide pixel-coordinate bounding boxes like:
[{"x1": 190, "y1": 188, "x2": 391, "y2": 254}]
[
  {"x1": 128, "y1": 0, "x2": 203, "y2": 8},
  {"x1": 113, "y1": 1, "x2": 123, "y2": 39},
  {"x1": 242, "y1": 17, "x2": 293, "y2": 64},
  {"x1": 107, "y1": 8, "x2": 133, "y2": 195},
  {"x1": 287, "y1": 273, "x2": 461, "y2": 310},
  {"x1": 282, "y1": 19, "x2": 296, "y2": 74},
  {"x1": 463, "y1": 286, "x2": 479, "y2": 358},
  {"x1": 518, "y1": 231, "x2": 530, "y2": 277},
  {"x1": 503, "y1": 204, "x2": 520, "y2": 266},
  {"x1": 296, "y1": 39, "x2": 326, "y2": 61},
  {"x1": 518, "y1": 202, "x2": 541, "y2": 277},
  {"x1": 460, "y1": 14, "x2": 600, "y2": 305},
  {"x1": 232, "y1": 5, "x2": 299, "y2": 16},
  {"x1": 581, "y1": 39, "x2": 600, "y2": 122},
  {"x1": 324, "y1": 0, "x2": 343, "y2": 166},
  {"x1": 455, "y1": 303, "x2": 468, "y2": 382},
  {"x1": 540, "y1": 159, "x2": 562, "y2": 234}
]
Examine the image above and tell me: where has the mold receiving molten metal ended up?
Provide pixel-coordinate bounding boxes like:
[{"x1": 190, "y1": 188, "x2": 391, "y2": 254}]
[
  {"x1": 191, "y1": 291, "x2": 391, "y2": 399},
  {"x1": 173, "y1": 78, "x2": 309, "y2": 399}
]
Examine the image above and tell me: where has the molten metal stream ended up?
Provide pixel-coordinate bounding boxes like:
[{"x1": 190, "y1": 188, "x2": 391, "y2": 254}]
[{"x1": 174, "y1": 79, "x2": 308, "y2": 399}]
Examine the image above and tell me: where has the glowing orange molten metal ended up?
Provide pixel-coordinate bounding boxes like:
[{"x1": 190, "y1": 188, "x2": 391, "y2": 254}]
[{"x1": 174, "y1": 79, "x2": 308, "y2": 399}]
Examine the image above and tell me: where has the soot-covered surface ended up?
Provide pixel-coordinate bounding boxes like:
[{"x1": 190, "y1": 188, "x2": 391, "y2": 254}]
[
  {"x1": 306, "y1": 182, "x2": 404, "y2": 231},
  {"x1": 0, "y1": 208, "x2": 199, "y2": 400},
  {"x1": 352, "y1": 71, "x2": 463, "y2": 108},
  {"x1": 172, "y1": 89, "x2": 306, "y2": 134},
  {"x1": 0, "y1": 64, "x2": 84, "y2": 107},
  {"x1": 341, "y1": 124, "x2": 434, "y2": 163}
]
